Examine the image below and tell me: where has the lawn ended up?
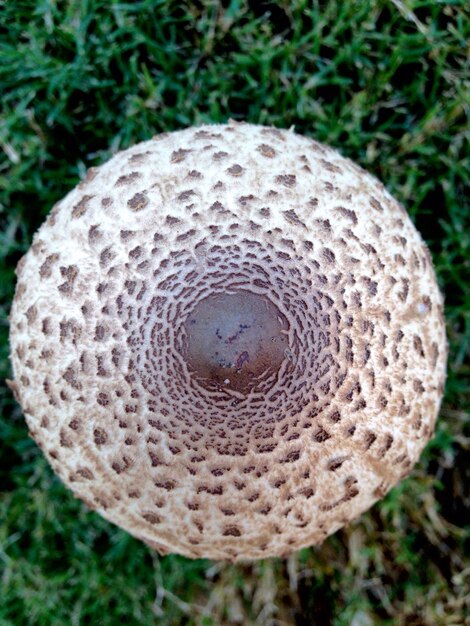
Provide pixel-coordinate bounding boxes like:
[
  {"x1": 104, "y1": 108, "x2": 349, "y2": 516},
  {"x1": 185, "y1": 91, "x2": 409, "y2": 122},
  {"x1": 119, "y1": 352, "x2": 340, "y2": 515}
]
[{"x1": 0, "y1": 1, "x2": 469, "y2": 624}]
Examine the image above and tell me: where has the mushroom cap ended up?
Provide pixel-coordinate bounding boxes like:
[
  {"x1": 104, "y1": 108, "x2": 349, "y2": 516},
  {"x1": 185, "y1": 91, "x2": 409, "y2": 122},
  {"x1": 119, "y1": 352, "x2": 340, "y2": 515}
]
[{"x1": 9, "y1": 122, "x2": 447, "y2": 561}]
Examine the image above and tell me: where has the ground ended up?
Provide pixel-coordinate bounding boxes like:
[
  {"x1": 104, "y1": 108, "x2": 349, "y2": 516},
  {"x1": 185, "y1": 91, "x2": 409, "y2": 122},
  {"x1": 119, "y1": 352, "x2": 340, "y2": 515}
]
[{"x1": 0, "y1": 1, "x2": 469, "y2": 625}]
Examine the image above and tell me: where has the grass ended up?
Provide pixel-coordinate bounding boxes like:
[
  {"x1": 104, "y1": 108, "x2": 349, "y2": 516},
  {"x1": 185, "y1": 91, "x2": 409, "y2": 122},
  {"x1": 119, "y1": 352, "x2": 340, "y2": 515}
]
[{"x1": 0, "y1": 1, "x2": 469, "y2": 624}]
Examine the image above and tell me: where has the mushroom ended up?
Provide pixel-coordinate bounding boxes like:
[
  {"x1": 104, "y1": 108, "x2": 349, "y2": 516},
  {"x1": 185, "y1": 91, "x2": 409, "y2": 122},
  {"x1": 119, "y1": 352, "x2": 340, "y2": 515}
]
[{"x1": 8, "y1": 121, "x2": 447, "y2": 561}]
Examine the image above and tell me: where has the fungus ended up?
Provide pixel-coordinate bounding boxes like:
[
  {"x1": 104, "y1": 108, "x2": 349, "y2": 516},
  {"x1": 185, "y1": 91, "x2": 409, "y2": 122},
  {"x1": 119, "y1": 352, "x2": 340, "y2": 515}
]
[{"x1": 8, "y1": 122, "x2": 447, "y2": 561}]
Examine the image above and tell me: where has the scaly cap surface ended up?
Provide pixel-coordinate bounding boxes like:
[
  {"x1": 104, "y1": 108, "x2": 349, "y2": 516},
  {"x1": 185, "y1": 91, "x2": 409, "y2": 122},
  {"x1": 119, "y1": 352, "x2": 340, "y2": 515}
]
[{"x1": 9, "y1": 122, "x2": 447, "y2": 560}]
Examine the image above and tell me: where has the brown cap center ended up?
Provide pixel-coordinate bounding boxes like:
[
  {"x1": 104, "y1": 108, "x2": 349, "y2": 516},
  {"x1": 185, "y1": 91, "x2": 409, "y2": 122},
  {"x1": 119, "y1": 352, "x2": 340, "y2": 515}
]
[{"x1": 184, "y1": 291, "x2": 288, "y2": 394}]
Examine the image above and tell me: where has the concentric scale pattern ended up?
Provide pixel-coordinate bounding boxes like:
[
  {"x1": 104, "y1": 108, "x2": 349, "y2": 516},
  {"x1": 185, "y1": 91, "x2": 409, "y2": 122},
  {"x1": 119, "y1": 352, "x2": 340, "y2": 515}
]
[{"x1": 9, "y1": 122, "x2": 447, "y2": 560}]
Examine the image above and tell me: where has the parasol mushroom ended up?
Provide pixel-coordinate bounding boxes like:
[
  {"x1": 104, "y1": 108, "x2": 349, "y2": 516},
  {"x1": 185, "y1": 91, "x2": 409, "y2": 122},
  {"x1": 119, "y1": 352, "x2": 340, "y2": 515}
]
[{"x1": 8, "y1": 122, "x2": 447, "y2": 560}]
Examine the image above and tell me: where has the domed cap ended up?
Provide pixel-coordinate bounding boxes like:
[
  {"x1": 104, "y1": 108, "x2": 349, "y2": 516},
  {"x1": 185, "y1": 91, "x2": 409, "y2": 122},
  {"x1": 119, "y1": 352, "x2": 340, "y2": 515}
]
[{"x1": 9, "y1": 122, "x2": 447, "y2": 560}]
